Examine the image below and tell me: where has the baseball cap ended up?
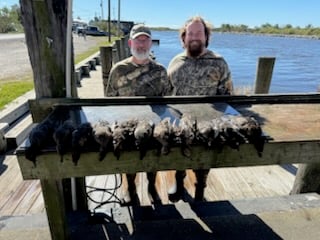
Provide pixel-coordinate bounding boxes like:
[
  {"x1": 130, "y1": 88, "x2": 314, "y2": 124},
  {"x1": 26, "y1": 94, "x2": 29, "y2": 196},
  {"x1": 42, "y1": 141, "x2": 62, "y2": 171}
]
[{"x1": 130, "y1": 24, "x2": 151, "y2": 39}]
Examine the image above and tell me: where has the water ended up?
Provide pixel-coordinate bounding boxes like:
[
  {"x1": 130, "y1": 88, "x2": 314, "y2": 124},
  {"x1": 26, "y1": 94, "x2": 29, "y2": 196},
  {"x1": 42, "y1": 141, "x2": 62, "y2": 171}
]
[{"x1": 151, "y1": 31, "x2": 320, "y2": 93}]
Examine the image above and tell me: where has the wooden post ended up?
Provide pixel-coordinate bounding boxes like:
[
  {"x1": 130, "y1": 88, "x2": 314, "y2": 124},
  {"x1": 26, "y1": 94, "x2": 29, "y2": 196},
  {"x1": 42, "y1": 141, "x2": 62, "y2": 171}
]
[
  {"x1": 0, "y1": 130, "x2": 7, "y2": 153},
  {"x1": 74, "y1": 70, "x2": 81, "y2": 86},
  {"x1": 41, "y1": 179, "x2": 69, "y2": 240},
  {"x1": 20, "y1": 0, "x2": 77, "y2": 98},
  {"x1": 20, "y1": 2, "x2": 84, "y2": 238},
  {"x1": 124, "y1": 35, "x2": 130, "y2": 58},
  {"x1": 115, "y1": 39, "x2": 122, "y2": 61},
  {"x1": 80, "y1": 65, "x2": 90, "y2": 77},
  {"x1": 94, "y1": 56, "x2": 101, "y2": 65},
  {"x1": 254, "y1": 57, "x2": 275, "y2": 94},
  {"x1": 100, "y1": 46, "x2": 113, "y2": 96},
  {"x1": 120, "y1": 37, "x2": 127, "y2": 60},
  {"x1": 291, "y1": 163, "x2": 320, "y2": 194},
  {"x1": 88, "y1": 59, "x2": 97, "y2": 70},
  {"x1": 75, "y1": 177, "x2": 88, "y2": 210},
  {"x1": 112, "y1": 47, "x2": 119, "y2": 64}
]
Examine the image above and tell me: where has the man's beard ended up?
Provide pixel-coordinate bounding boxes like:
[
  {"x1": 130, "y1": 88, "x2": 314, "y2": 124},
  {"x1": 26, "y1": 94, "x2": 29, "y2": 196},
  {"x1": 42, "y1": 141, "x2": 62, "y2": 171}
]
[
  {"x1": 187, "y1": 40, "x2": 204, "y2": 57},
  {"x1": 131, "y1": 48, "x2": 150, "y2": 61}
]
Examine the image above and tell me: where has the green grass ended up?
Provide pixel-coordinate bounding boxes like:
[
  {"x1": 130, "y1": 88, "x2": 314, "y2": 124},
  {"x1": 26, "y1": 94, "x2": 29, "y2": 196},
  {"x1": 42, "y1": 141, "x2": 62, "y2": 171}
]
[
  {"x1": 75, "y1": 48, "x2": 101, "y2": 64},
  {"x1": 74, "y1": 37, "x2": 118, "y2": 64},
  {"x1": 0, "y1": 78, "x2": 34, "y2": 110}
]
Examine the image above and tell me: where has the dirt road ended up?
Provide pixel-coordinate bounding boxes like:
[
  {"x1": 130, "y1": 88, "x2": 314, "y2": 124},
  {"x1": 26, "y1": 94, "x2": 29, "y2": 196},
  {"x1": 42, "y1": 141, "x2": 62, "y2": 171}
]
[{"x1": 0, "y1": 33, "x2": 107, "y2": 81}]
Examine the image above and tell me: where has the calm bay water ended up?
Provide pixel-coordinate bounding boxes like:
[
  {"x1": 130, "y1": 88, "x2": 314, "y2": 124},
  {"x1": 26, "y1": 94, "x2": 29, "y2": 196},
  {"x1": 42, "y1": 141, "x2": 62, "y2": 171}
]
[{"x1": 151, "y1": 31, "x2": 320, "y2": 93}]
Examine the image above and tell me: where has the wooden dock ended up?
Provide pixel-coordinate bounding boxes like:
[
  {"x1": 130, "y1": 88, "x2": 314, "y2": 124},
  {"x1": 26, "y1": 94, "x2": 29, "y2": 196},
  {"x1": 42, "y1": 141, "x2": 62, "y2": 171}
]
[
  {"x1": 0, "y1": 62, "x2": 304, "y2": 211},
  {"x1": 0, "y1": 63, "x2": 298, "y2": 216},
  {"x1": 2, "y1": 61, "x2": 320, "y2": 239}
]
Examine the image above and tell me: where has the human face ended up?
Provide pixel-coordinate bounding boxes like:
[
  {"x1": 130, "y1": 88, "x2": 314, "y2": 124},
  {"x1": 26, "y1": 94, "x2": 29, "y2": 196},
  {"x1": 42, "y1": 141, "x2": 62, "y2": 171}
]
[
  {"x1": 129, "y1": 35, "x2": 152, "y2": 61},
  {"x1": 184, "y1": 21, "x2": 206, "y2": 57}
]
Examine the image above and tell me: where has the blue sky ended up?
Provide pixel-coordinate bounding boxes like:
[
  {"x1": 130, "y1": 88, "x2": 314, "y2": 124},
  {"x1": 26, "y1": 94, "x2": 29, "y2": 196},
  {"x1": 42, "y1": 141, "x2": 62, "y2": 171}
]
[{"x1": 2, "y1": 0, "x2": 320, "y2": 28}]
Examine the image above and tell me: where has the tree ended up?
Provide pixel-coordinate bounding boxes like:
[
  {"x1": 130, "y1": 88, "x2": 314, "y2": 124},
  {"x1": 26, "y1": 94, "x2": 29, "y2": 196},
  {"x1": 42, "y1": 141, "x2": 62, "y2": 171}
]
[
  {"x1": 220, "y1": 23, "x2": 232, "y2": 32},
  {"x1": 20, "y1": 0, "x2": 77, "y2": 98},
  {"x1": 0, "y1": 5, "x2": 23, "y2": 33},
  {"x1": 239, "y1": 24, "x2": 249, "y2": 32},
  {"x1": 0, "y1": 7, "x2": 11, "y2": 33}
]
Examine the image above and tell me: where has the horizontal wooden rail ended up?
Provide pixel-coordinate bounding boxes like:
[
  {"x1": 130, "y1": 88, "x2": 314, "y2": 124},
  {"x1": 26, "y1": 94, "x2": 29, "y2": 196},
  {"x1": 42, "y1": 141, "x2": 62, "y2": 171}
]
[
  {"x1": 32, "y1": 93, "x2": 320, "y2": 106},
  {"x1": 16, "y1": 140, "x2": 320, "y2": 180},
  {"x1": 28, "y1": 93, "x2": 320, "y2": 122}
]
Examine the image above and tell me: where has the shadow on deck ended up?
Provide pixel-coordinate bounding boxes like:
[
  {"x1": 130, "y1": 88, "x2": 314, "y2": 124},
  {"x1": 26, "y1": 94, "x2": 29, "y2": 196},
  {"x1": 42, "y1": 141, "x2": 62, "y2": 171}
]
[{"x1": 66, "y1": 193, "x2": 320, "y2": 239}]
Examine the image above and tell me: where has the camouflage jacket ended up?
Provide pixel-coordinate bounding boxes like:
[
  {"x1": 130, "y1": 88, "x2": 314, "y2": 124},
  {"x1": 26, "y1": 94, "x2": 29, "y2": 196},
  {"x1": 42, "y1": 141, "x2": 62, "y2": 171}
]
[
  {"x1": 106, "y1": 58, "x2": 173, "y2": 96},
  {"x1": 168, "y1": 50, "x2": 233, "y2": 95}
]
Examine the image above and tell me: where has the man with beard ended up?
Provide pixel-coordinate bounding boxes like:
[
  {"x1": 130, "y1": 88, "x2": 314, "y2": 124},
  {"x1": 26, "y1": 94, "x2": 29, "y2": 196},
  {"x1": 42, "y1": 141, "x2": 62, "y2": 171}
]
[
  {"x1": 167, "y1": 16, "x2": 233, "y2": 202},
  {"x1": 106, "y1": 24, "x2": 172, "y2": 205}
]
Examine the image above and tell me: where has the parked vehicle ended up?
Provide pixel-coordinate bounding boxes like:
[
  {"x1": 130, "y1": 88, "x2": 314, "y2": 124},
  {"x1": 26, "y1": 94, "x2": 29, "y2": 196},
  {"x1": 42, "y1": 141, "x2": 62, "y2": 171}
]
[{"x1": 85, "y1": 26, "x2": 109, "y2": 36}]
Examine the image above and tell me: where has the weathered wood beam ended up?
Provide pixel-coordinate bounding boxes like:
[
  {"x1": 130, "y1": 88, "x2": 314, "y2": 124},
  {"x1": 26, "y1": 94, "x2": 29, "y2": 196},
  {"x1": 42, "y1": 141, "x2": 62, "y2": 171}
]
[
  {"x1": 254, "y1": 57, "x2": 275, "y2": 94},
  {"x1": 20, "y1": 0, "x2": 77, "y2": 98},
  {"x1": 31, "y1": 93, "x2": 320, "y2": 106},
  {"x1": 291, "y1": 163, "x2": 320, "y2": 194},
  {"x1": 41, "y1": 179, "x2": 69, "y2": 240},
  {"x1": 16, "y1": 140, "x2": 320, "y2": 180},
  {"x1": 28, "y1": 94, "x2": 320, "y2": 122}
]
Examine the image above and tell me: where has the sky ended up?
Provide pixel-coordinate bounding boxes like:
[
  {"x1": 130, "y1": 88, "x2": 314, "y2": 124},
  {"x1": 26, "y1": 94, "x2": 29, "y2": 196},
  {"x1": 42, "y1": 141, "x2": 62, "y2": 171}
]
[{"x1": 2, "y1": 0, "x2": 320, "y2": 28}]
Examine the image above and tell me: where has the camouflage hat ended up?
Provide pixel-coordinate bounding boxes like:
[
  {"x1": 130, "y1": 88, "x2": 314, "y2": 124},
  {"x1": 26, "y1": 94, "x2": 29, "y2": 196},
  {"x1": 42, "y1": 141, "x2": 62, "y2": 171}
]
[{"x1": 130, "y1": 24, "x2": 151, "y2": 39}]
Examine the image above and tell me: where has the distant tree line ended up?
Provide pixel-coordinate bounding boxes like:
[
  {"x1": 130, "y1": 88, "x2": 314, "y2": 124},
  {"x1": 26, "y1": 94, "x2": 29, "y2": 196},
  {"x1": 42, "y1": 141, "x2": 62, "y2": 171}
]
[
  {"x1": 1, "y1": 4, "x2": 320, "y2": 37},
  {"x1": 88, "y1": 17, "x2": 119, "y2": 35},
  {"x1": 217, "y1": 23, "x2": 320, "y2": 36}
]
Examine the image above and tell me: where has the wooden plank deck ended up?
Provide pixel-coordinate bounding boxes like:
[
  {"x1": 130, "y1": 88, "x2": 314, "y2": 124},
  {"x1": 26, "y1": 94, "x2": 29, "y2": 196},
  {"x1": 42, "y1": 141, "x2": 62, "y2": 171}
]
[
  {"x1": 0, "y1": 154, "x2": 44, "y2": 215},
  {"x1": 85, "y1": 166, "x2": 296, "y2": 209}
]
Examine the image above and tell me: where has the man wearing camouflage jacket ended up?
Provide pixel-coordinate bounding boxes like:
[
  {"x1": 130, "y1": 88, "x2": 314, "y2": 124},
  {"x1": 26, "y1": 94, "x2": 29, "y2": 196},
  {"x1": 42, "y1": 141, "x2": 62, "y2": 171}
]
[
  {"x1": 106, "y1": 24, "x2": 172, "y2": 205},
  {"x1": 168, "y1": 16, "x2": 233, "y2": 202},
  {"x1": 106, "y1": 26, "x2": 171, "y2": 97}
]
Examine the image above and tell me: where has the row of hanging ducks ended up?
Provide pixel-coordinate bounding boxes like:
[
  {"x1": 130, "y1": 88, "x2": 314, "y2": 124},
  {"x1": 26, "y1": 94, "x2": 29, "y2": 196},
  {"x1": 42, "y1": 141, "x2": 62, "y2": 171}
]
[{"x1": 25, "y1": 111, "x2": 266, "y2": 166}]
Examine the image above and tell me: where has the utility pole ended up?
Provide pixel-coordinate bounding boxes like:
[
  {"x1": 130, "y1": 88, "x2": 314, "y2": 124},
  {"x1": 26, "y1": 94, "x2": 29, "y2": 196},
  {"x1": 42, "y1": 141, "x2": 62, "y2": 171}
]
[
  {"x1": 108, "y1": 0, "x2": 111, "y2": 41},
  {"x1": 100, "y1": 0, "x2": 104, "y2": 20},
  {"x1": 117, "y1": 0, "x2": 120, "y2": 36}
]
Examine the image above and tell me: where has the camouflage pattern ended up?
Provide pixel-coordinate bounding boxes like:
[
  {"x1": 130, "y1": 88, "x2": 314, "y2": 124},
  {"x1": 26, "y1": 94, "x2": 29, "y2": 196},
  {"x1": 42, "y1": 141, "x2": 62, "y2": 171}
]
[
  {"x1": 106, "y1": 58, "x2": 173, "y2": 96},
  {"x1": 168, "y1": 50, "x2": 233, "y2": 96},
  {"x1": 168, "y1": 49, "x2": 233, "y2": 202}
]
